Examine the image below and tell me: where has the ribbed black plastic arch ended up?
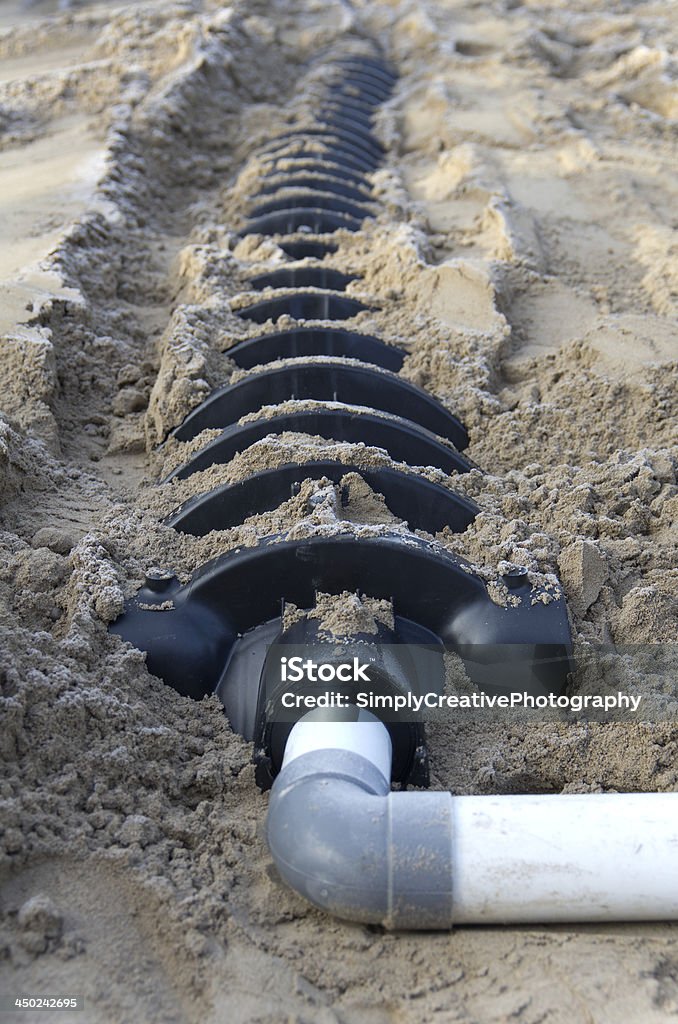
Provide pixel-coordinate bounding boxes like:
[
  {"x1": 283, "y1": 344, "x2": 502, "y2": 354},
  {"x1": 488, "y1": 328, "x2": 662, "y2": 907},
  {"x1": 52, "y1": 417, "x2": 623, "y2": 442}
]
[
  {"x1": 110, "y1": 532, "x2": 572, "y2": 703},
  {"x1": 323, "y1": 84, "x2": 376, "y2": 110},
  {"x1": 173, "y1": 360, "x2": 469, "y2": 450},
  {"x1": 165, "y1": 460, "x2": 478, "y2": 536},
  {"x1": 277, "y1": 239, "x2": 338, "y2": 259},
  {"x1": 329, "y1": 77, "x2": 390, "y2": 105},
  {"x1": 263, "y1": 135, "x2": 381, "y2": 172},
  {"x1": 243, "y1": 208, "x2": 363, "y2": 237},
  {"x1": 248, "y1": 192, "x2": 373, "y2": 222},
  {"x1": 263, "y1": 143, "x2": 377, "y2": 176},
  {"x1": 108, "y1": 47, "x2": 576, "y2": 794},
  {"x1": 224, "y1": 328, "x2": 404, "y2": 372},
  {"x1": 260, "y1": 157, "x2": 370, "y2": 187},
  {"x1": 333, "y1": 71, "x2": 393, "y2": 100},
  {"x1": 271, "y1": 125, "x2": 384, "y2": 159},
  {"x1": 333, "y1": 57, "x2": 397, "y2": 85},
  {"x1": 166, "y1": 406, "x2": 473, "y2": 481},
  {"x1": 235, "y1": 292, "x2": 371, "y2": 324},
  {"x1": 329, "y1": 83, "x2": 387, "y2": 108},
  {"x1": 246, "y1": 267, "x2": 358, "y2": 292},
  {"x1": 319, "y1": 92, "x2": 376, "y2": 119},
  {"x1": 315, "y1": 100, "x2": 376, "y2": 128},
  {"x1": 315, "y1": 112, "x2": 384, "y2": 148},
  {"x1": 254, "y1": 175, "x2": 373, "y2": 204}
]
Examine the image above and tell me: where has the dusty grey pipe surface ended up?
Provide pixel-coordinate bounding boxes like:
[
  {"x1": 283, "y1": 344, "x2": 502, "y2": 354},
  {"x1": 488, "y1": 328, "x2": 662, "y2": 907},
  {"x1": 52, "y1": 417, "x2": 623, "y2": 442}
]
[{"x1": 266, "y1": 748, "x2": 454, "y2": 929}]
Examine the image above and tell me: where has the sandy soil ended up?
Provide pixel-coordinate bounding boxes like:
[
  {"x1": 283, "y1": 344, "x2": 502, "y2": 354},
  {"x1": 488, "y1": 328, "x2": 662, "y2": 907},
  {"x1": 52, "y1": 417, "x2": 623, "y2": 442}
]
[{"x1": 0, "y1": 0, "x2": 677, "y2": 1021}]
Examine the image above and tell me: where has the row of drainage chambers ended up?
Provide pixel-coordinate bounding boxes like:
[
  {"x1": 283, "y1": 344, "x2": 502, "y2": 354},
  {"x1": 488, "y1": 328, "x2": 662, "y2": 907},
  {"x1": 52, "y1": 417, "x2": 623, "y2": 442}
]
[{"x1": 104, "y1": 53, "x2": 666, "y2": 932}]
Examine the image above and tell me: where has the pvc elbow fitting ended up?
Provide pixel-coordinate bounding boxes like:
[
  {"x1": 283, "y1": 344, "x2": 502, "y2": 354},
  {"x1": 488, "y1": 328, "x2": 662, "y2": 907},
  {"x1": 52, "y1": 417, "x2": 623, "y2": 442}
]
[
  {"x1": 266, "y1": 745, "x2": 454, "y2": 929},
  {"x1": 266, "y1": 710, "x2": 678, "y2": 928}
]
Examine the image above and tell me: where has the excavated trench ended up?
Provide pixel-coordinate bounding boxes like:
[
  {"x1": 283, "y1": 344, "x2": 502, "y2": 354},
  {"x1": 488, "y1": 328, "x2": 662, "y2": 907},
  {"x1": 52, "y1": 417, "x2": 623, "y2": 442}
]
[
  {"x1": 110, "y1": 47, "x2": 572, "y2": 792},
  {"x1": 2, "y1": 0, "x2": 677, "y2": 1006}
]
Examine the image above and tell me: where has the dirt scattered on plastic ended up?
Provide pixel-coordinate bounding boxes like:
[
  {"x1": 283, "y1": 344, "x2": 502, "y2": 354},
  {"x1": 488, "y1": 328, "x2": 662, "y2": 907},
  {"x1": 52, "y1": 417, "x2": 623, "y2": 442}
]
[{"x1": 0, "y1": 0, "x2": 677, "y2": 1021}]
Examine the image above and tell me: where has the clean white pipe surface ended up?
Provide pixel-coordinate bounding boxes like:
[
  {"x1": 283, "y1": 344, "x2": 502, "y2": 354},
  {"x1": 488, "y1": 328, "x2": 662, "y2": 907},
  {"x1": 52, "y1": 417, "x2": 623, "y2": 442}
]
[
  {"x1": 281, "y1": 707, "x2": 392, "y2": 785},
  {"x1": 451, "y1": 792, "x2": 678, "y2": 923}
]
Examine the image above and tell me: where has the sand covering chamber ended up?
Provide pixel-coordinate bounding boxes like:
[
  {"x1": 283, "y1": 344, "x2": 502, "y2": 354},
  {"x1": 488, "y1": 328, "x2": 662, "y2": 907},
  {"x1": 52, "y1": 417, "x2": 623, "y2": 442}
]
[
  {"x1": 111, "y1": 50, "x2": 573, "y2": 792},
  {"x1": 105, "y1": 52, "x2": 678, "y2": 929}
]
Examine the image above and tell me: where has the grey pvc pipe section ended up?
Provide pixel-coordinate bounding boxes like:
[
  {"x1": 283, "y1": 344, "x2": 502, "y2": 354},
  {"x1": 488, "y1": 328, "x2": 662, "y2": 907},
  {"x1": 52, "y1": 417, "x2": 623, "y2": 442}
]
[
  {"x1": 267, "y1": 747, "x2": 454, "y2": 929},
  {"x1": 266, "y1": 710, "x2": 678, "y2": 928}
]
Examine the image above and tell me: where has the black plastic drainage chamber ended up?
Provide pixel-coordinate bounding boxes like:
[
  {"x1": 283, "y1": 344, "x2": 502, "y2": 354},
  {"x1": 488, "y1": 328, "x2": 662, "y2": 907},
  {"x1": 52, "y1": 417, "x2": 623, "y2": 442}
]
[{"x1": 110, "y1": 51, "x2": 573, "y2": 792}]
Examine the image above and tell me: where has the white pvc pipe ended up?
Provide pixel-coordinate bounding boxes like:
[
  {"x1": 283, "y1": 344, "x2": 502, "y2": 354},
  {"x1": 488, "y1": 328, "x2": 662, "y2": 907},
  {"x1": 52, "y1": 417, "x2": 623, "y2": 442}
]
[
  {"x1": 451, "y1": 792, "x2": 678, "y2": 923},
  {"x1": 268, "y1": 712, "x2": 678, "y2": 927},
  {"x1": 282, "y1": 707, "x2": 392, "y2": 785}
]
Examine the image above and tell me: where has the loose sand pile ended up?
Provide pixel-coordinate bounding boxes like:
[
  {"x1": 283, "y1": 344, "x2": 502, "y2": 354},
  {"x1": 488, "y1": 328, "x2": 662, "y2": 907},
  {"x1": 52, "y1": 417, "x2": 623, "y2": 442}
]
[{"x1": 0, "y1": 0, "x2": 677, "y2": 1021}]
